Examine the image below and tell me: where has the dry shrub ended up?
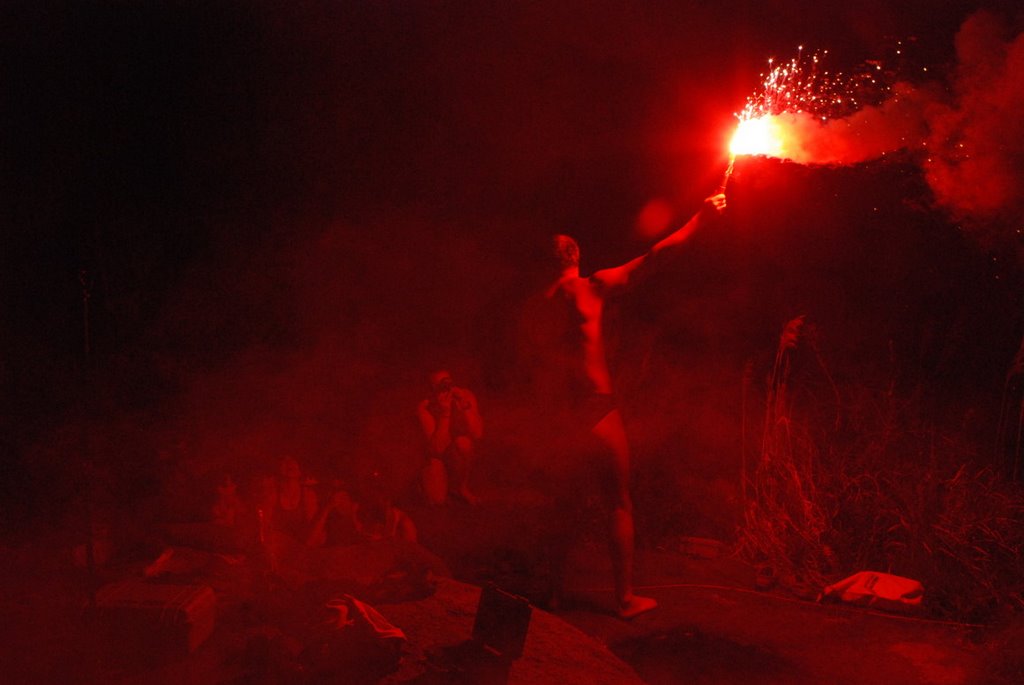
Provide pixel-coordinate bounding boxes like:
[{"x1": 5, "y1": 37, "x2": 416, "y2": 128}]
[
  {"x1": 738, "y1": 315, "x2": 1024, "y2": 621},
  {"x1": 829, "y1": 440, "x2": 1024, "y2": 620},
  {"x1": 737, "y1": 316, "x2": 836, "y2": 594}
]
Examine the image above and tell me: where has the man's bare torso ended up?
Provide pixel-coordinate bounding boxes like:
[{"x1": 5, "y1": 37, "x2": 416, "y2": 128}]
[{"x1": 539, "y1": 274, "x2": 614, "y2": 397}]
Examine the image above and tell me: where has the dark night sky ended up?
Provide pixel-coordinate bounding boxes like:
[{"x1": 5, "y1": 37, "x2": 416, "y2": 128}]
[{"x1": 2, "y1": 1, "x2": 1023, "y2": 521}]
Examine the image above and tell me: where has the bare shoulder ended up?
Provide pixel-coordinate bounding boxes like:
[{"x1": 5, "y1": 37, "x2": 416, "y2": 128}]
[
  {"x1": 550, "y1": 274, "x2": 590, "y2": 299},
  {"x1": 584, "y1": 273, "x2": 608, "y2": 293}
]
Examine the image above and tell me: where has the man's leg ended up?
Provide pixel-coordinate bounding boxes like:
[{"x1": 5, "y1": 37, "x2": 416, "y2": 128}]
[
  {"x1": 421, "y1": 455, "x2": 448, "y2": 505},
  {"x1": 544, "y1": 489, "x2": 576, "y2": 611},
  {"x1": 592, "y1": 409, "x2": 657, "y2": 618},
  {"x1": 450, "y1": 436, "x2": 480, "y2": 505}
]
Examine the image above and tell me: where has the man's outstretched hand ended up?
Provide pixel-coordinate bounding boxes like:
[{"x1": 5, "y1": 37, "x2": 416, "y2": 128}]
[{"x1": 704, "y1": 192, "x2": 727, "y2": 215}]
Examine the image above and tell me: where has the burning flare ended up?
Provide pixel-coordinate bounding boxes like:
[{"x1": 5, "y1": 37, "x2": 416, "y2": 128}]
[
  {"x1": 728, "y1": 48, "x2": 848, "y2": 165},
  {"x1": 725, "y1": 46, "x2": 922, "y2": 170},
  {"x1": 730, "y1": 116, "x2": 786, "y2": 158},
  {"x1": 722, "y1": 15, "x2": 1024, "y2": 244}
]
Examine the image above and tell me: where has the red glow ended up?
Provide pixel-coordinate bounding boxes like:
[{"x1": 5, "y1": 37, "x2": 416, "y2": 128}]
[{"x1": 635, "y1": 198, "x2": 675, "y2": 239}]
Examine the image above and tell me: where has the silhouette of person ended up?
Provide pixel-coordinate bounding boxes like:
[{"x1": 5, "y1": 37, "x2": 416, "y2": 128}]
[
  {"x1": 306, "y1": 481, "x2": 356, "y2": 547},
  {"x1": 417, "y1": 369, "x2": 484, "y2": 505},
  {"x1": 269, "y1": 456, "x2": 319, "y2": 542},
  {"x1": 307, "y1": 475, "x2": 417, "y2": 546},
  {"x1": 352, "y1": 471, "x2": 418, "y2": 543},
  {"x1": 525, "y1": 192, "x2": 726, "y2": 618}
]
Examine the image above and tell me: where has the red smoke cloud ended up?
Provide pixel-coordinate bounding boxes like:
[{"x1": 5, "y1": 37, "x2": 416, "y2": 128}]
[
  {"x1": 739, "y1": 11, "x2": 1023, "y2": 253},
  {"x1": 922, "y1": 11, "x2": 1024, "y2": 237},
  {"x1": 739, "y1": 84, "x2": 931, "y2": 165}
]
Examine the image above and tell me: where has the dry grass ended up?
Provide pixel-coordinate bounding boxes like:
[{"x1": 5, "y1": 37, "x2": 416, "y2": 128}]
[
  {"x1": 737, "y1": 316, "x2": 1024, "y2": 621},
  {"x1": 737, "y1": 316, "x2": 835, "y2": 594}
]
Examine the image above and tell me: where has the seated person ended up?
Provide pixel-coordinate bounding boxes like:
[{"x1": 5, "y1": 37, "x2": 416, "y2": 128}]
[
  {"x1": 353, "y1": 473, "x2": 418, "y2": 543},
  {"x1": 417, "y1": 369, "x2": 483, "y2": 505},
  {"x1": 159, "y1": 472, "x2": 252, "y2": 553},
  {"x1": 211, "y1": 473, "x2": 245, "y2": 527},
  {"x1": 257, "y1": 457, "x2": 319, "y2": 544},
  {"x1": 306, "y1": 482, "x2": 357, "y2": 547},
  {"x1": 308, "y1": 472, "x2": 416, "y2": 546}
]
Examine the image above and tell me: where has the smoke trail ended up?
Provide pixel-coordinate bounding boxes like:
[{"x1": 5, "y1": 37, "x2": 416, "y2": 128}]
[
  {"x1": 739, "y1": 12, "x2": 1023, "y2": 250},
  {"x1": 745, "y1": 83, "x2": 931, "y2": 165},
  {"x1": 921, "y1": 11, "x2": 1024, "y2": 236}
]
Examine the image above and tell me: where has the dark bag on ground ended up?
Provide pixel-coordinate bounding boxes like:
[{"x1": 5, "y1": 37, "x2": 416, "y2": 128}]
[{"x1": 93, "y1": 580, "x2": 216, "y2": 658}]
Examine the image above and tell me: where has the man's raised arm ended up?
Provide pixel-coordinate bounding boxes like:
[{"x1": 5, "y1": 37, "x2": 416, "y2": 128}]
[{"x1": 592, "y1": 192, "x2": 726, "y2": 291}]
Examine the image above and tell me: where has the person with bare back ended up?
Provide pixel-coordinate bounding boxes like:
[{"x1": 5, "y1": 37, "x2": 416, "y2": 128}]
[{"x1": 526, "y1": 192, "x2": 726, "y2": 619}]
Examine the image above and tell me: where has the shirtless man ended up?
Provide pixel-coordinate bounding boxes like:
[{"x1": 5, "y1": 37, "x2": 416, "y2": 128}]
[{"x1": 529, "y1": 192, "x2": 726, "y2": 618}]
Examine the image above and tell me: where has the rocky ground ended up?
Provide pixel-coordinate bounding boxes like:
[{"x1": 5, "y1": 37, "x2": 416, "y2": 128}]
[{"x1": 2, "y1": 480, "x2": 1021, "y2": 684}]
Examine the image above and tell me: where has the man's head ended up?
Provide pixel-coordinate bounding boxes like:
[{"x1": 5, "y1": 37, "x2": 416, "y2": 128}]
[
  {"x1": 279, "y1": 457, "x2": 301, "y2": 480},
  {"x1": 429, "y1": 369, "x2": 454, "y2": 395},
  {"x1": 550, "y1": 234, "x2": 580, "y2": 271}
]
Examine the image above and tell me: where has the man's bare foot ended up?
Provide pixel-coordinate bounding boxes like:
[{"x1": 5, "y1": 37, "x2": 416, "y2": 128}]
[{"x1": 618, "y1": 594, "x2": 657, "y2": 619}]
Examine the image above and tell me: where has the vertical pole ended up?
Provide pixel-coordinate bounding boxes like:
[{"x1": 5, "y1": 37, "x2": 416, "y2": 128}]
[{"x1": 79, "y1": 269, "x2": 97, "y2": 609}]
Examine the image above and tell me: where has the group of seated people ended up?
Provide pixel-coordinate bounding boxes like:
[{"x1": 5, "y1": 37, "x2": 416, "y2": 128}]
[
  {"x1": 210, "y1": 457, "x2": 417, "y2": 552},
  {"x1": 201, "y1": 368, "x2": 483, "y2": 556}
]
